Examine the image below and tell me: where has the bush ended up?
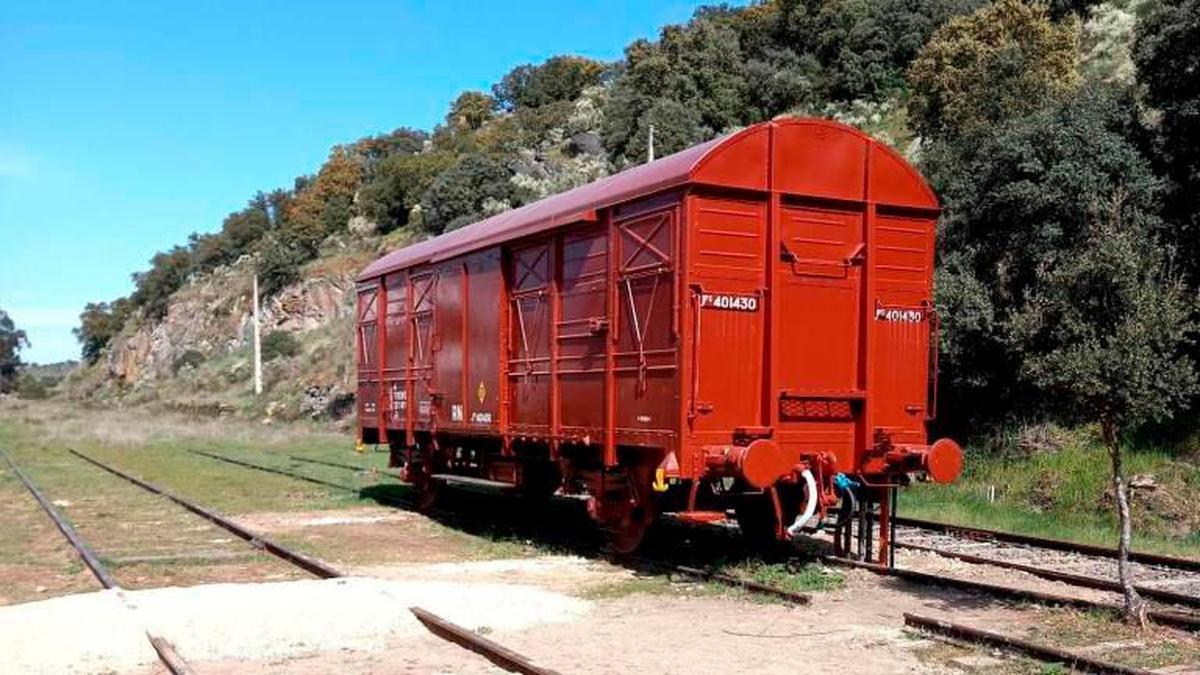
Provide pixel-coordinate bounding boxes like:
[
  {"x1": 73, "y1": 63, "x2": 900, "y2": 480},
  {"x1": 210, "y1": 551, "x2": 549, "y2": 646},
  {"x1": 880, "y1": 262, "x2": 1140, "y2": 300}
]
[
  {"x1": 172, "y1": 349, "x2": 205, "y2": 374},
  {"x1": 262, "y1": 331, "x2": 300, "y2": 361},
  {"x1": 257, "y1": 237, "x2": 311, "y2": 296},
  {"x1": 15, "y1": 374, "x2": 49, "y2": 400}
]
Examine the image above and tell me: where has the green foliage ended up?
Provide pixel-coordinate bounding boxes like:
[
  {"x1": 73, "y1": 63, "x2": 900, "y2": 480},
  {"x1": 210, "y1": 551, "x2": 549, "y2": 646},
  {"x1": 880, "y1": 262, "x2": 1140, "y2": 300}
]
[
  {"x1": 0, "y1": 309, "x2": 29, "y2": 394},
  {"x1": 603, "y1": 18, "x2": 749, "y2": 161},
  {"x1": 14, "y1": 374, "x2": 49, "y2": 400},
  {"x1": 284, "y1": 149, "x2": 365, "y2": 252},
  {"x1": 257, "y1": 236, "x2": 310, "y2": 296},
  {"x1": 419, "y1": 154, "x2": 525, "y2": 233},
  {"x1": 493, "y1": 56, "x2": 606, "y2": 111},
  {"x1": 602, "y1": 0, "x2": 983, "y2": 162},
  {"x1": 74, "y1": 300, "x2": 131, "y2": 364},
  {"x1": 358, "y1": 151, "x2": 455, "y2": 234},
  {"x1": 130, "y1": 246, "x2": 192, "y2": 321},
  {"x1": 445, "y1": 91, "x2": 497, "y2": 132},
  {"x1": 908, "y1": 0, "x2": 1081, "y2": 141},
  {"x1": 172, "y1": 349, "x2": 205, "y2": 374},
  {"x1": 1009, "y1": 192, "x2": 1196, "y2": 435},
  {"x1": 930, "y1": 86, "x2": 1165, "y2": 427},
  {"x1": 261, "y1": 331, "x2": 300, "y2": 361},
  {"x1": 1135, "y1": 0, "x2": 1200, "y2": 279}
]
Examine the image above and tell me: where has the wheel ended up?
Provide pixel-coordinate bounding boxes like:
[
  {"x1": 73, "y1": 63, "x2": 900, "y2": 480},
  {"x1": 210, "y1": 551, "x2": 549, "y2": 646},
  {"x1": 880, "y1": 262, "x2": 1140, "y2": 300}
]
[
  {"x1": 605, "y1": 502, "x2": 655, "y2": 554},
  {"x1": 412, "y1": 442, "x2": 440, "y2": 511}
]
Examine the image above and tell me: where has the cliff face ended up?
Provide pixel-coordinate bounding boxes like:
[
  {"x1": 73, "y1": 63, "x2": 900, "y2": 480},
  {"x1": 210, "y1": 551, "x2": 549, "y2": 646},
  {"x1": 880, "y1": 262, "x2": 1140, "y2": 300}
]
[
  {"x1": 104, "y1": 259, "x2": 354, "y2": 387},
  {"x1": 64, "y1": 243, "x2": 376, "y2": 423}
]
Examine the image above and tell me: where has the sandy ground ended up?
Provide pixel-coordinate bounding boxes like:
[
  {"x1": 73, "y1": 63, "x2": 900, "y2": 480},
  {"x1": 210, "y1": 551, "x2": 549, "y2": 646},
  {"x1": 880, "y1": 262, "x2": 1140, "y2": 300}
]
[
  {"x1": 0, "y1": 550, "x2": 1022, "y2": 675},
  {"x1": 0, "y1": 575, "x2": 586, "y2": 674},
  {"x1": 9, "y1": 503, "x2": 1189, "y2": 674}
]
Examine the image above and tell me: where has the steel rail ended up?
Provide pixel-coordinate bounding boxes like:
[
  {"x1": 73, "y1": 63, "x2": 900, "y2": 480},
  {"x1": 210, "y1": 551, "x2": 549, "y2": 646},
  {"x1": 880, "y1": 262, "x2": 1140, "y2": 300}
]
[
  {"x1": 893, "y1": 515, "x2": 1200, "y2": 572},
  {"x1": 188, "y1": 449, "x2": 815, "y2": 606},
  {"x1": 410, "y1": 606, "x2": 562, "y2": 675},
  {"x1": 898, "y1": 542, "x2": 1200, "y2": 609},
  {"x1": 2, "y1": 450, "x2": 118, "y2": 589},
  {"x1": 1, "y1": 450, "x2": 195, "y2": 675},
  {"x1": 903, "y1": 613, "x2": 1153, "y2": 675},
  {"x1": 286, "y1": 454, "x2": 402, "y2": 478},
  {"x1": 829, "y1": 558, "x2": 1200, "y2": 631},
  {"x1": 69, "y1": 449, "x2": 344, "y2": 580},
  {"x1": 187, "y1": 448, "x2": 412, "y2": 509},
  {"x1": 187, "y1": 449, "x2": 357, "y2": 491}
]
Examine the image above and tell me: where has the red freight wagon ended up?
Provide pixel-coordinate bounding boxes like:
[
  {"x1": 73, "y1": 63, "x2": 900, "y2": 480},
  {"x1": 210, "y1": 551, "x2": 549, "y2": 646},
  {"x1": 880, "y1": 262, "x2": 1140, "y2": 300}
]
[{"x1": 356, "y1": 118, "x2": 962, "y2": 558}]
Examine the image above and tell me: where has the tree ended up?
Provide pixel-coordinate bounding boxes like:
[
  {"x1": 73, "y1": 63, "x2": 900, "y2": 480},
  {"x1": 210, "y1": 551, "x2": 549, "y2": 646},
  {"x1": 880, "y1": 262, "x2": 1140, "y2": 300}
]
[
  {"x1": 0, "y1": 309, "x2": 29, "y2": 394},
  {"x1": 1134, "y1": 0, "x2": 1200, "y2": 280},
  {"x1": 419, "y1": 155, "x2": 523, "y2": 233},
  {"x1": 602, "y1": 18, "x2": 749, "y2": 162},
  {"x1": 908, "y1": 0, "x2": 1081, "y2": 141},
  {"x1": 282, "y1": 149, "x2": 365, "y2": 252},
  {"x1": 1008, "y1": 191, "x2": 1196, "y2": 623},
  {"x1": 928, "y1": 87, "x2": 1158, "y2": 429},
  {"x1": 130, "y1": 245, "x2": 193, "y2": 320},
  {"x1": 445, "y1": 91, "x2": 497, "y2": 132},
  {"x1": 358, "y1": 150, "x2": 456, "y2": 234},
  {"x1": 493, "y1": 56, "x2": 606, "y2": 111},
  {"x1": 74, "y1": 299, "x2": 131, "y2": 364}
]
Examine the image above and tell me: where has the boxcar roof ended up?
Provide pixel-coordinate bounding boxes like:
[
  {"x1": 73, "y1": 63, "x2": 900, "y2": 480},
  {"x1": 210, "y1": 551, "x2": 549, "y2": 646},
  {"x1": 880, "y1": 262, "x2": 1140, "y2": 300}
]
[{"x1": 358, "y1": 118, "x2": 935, "y2": 281}]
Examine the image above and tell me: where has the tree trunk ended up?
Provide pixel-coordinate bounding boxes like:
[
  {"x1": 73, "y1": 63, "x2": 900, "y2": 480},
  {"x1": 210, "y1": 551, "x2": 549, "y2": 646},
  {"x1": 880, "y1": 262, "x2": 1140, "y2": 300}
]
[{"x1": 1103, "y1": 419, "x2": 1148, "y2": 626}]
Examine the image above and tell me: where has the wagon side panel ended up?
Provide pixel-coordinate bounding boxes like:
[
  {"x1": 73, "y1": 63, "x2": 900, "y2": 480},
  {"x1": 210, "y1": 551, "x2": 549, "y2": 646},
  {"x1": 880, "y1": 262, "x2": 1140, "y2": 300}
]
[
  {"x1": 434, "y1": 263, "x2": 466, "y2": 428},
  {"x1": 556, "y1": 225, "x2": 608, "y2": 438},
  {"x1": 507, "y1": 240, "x2": 554, "y2": 436},
  {"x1": 613, "y1": 202, "x2": 681, "y2": 448},
  {"x1": 465, "y1": 249, "x2": 503, "y2": 432}
]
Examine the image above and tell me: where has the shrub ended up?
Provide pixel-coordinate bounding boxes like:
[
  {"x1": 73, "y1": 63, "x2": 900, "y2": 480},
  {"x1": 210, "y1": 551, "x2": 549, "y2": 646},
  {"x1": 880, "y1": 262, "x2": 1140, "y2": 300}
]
[
  {"x1": 261, "y1": 331, "x2": 300, "y2": 361},
  {"x1": 15, "y1": 374, "x2": 49, "y2": 400},
  {"x1": 172, "y1": 349, "x2": 205, "y2": 374}
]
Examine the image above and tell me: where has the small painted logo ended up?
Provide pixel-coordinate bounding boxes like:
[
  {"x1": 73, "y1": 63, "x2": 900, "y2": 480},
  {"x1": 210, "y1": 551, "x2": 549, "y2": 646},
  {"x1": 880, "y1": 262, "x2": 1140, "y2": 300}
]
[
  {"x1": 477, "y1": 381, "x2": 487, "y2": 404},
  {"x1": 699, "y1": 293, "x2": 759, "y2": 312}
]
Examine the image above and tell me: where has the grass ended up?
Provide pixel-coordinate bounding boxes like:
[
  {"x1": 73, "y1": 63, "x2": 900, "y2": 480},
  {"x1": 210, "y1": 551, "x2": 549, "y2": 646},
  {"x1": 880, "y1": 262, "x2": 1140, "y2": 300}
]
[
  {"x1": 0, "y1": 399, "x2": 572, "y2": 595},
  {"x1": 1025, "y1": 607, "x2": 1200, "y2": 670},
  {"x1": 900, "y1": 425, "x2": 1200, "y2": 558},
  {"x1": 716, "y1": 559, "x2": 845, "y2": 594}
]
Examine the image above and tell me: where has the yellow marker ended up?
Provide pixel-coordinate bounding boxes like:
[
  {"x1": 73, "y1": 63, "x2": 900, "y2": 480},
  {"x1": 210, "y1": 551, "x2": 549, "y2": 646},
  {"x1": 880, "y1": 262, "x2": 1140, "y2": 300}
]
[
  {"x1": 652, "y1": 467, "x2": 668, "y2": 492},
  {"x1": 355, "y1": 439, "x2": 366, "y2": 454}
]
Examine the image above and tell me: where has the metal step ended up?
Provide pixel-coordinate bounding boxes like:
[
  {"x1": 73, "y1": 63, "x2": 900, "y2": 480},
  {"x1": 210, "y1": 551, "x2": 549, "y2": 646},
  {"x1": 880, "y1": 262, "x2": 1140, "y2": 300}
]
[{"x1": 430, "y1": 473, "x2": 518, "y2": 494}]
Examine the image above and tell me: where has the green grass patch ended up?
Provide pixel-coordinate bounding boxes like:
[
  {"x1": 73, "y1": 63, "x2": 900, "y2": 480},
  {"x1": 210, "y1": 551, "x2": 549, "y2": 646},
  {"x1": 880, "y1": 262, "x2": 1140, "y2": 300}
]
[
  {"x1": 901, "y1": 425, "x2": 1200, "y2": 558},
  {"x1": 717, "y1": 560, "x2": 845, "y2": 594}
]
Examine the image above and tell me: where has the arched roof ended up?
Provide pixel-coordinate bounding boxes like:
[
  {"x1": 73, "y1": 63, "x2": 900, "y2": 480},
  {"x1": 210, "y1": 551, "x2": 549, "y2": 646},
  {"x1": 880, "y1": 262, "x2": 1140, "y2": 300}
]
[{"x1": 359, "y1": 118, "x2": 936, "y2": 281}]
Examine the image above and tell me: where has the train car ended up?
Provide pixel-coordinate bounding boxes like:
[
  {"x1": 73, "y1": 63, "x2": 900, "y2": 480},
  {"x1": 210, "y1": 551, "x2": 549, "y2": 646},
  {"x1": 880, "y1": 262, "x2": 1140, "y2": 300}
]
[{"x1": 355, "y1": 118, "x2": 963, "y2": 559}]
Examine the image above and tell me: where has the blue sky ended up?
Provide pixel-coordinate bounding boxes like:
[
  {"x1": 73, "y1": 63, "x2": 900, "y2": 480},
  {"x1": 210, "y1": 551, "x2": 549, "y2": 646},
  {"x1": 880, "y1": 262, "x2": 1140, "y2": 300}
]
[{"x1": 0, "y1": 0, "x2": 721, "y2": 364}]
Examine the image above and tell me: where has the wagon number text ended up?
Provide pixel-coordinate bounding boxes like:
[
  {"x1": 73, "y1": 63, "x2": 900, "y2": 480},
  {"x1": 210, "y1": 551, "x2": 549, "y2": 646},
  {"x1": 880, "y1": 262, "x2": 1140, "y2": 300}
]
[{"x1": 699, "y1": 293, "x2": 759, "y2": 312}]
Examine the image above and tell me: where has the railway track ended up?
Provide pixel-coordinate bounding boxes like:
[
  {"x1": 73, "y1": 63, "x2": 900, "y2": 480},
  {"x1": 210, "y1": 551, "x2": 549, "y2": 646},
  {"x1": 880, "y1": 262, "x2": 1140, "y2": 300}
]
[
  {"x1": 186, "y1": 448, "x2": 816, "y2": 605},
  {"x1": 68, "y1": 449, "x2": 559, "y2": 673},
  {"x1": 1, "y1": 449, "x2": 195, "y2": 675},
  {"x1": 885, "y1": 516, "x2": 1200, "y2": 613},
  {"x1": 185, "y1": 448, "x2": 1200, "y2": 669},
  {"x1": 893, "y1": 515, "x2": 1200, "y2": 572}
]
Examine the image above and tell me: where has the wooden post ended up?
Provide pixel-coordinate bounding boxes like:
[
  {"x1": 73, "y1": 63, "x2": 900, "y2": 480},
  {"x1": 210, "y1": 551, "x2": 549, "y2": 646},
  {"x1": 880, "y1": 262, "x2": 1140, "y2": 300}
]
[{"x1": 253, "y1": 273, "x2": 262, "y2": 396}]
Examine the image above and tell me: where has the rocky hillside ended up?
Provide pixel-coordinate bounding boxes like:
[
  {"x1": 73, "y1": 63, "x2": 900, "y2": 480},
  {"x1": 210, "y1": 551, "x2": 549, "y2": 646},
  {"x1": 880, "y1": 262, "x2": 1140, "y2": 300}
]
[{"x1": 64, "y1": 236, "x2": 390, "y2": 424}]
